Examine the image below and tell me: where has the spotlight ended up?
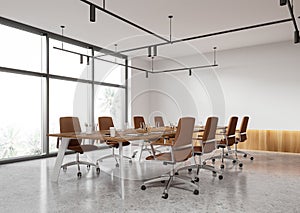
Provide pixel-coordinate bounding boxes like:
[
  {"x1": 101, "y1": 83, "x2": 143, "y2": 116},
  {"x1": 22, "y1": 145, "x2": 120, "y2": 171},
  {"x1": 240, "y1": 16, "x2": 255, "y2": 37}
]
[
  {"x1": 87, "y1": 56, "x2": 90, "y2": 65},
  {"x1": 146, "y1": 71, "x2": 149, "y2": 78},
  {"x1": 153, "y1": 46, "x2": 157, "y2": 57},
  {"x1": 189, "y1": 69, "x2": 192, "y2": 76},
  {"x1": 280, "y1": 0, "x2": 287, "y2": 6},
  {"x1": 148, "y1": 47, "x2": 152, "y2": 57},
  {"x1": 80, "y1": 54, "x2": 83, "y2": 64},
  {"x1": 90, "y1": 4, "x2": 96, "y2": 22},
  {"x1": 294, "y1": 30, "x2": 299, "y2": 44}
]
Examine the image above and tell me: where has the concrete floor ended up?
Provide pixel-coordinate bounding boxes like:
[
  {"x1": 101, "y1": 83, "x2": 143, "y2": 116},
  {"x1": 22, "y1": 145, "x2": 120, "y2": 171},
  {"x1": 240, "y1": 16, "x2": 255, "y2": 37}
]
[{"x1": 0, "y1": 149, "x2": 299, "y2": 213}]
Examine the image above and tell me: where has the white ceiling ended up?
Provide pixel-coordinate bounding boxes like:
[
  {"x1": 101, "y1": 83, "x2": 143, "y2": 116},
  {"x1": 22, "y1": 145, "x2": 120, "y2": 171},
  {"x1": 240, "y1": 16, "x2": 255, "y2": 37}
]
[{"x1": 0, "y1": 0, "x2": 299, "y2": 58}]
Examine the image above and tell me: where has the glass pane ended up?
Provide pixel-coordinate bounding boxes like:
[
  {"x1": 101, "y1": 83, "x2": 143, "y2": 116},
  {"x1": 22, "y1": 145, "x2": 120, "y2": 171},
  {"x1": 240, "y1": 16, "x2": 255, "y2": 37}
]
[
  {"x1": 94, "y1": 86, "x2": 125, "y2": 129},
  {"x1": 0, "y1": 24, "x2": 43, "y2": 72},
  {"x1": 0, "y1": 72, "x2": 42, "y2": 160},
  {"x1": 49, "y1": 79, "x2": 92, "y2": 153},
  {"x1": 94, "y1": 54, "x2": 125, "y2": 85},
  {"x1": 49, "y1": 39, "x2": 92, "y2": 80}
]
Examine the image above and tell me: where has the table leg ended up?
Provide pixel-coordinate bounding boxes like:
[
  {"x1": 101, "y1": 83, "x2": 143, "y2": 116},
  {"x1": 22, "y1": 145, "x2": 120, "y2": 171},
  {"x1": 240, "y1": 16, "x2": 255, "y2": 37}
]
[
  {"x1": 119, "y1": 141, "x2": 125, "y2": 199},
  {"x1": 51, "y1": 138, "x2": 69, "y2": 182}
]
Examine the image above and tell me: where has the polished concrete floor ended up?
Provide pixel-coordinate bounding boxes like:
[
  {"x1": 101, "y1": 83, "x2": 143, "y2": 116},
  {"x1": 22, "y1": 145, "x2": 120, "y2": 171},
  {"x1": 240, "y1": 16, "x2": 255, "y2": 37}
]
[{"x1": 0, "y1": 148, "x2": 299, "y2": 213}]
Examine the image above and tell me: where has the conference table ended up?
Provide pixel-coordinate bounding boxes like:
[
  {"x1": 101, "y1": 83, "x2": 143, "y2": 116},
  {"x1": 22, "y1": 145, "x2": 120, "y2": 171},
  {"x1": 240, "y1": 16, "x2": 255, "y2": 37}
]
[{"x1": 48, "y1": 127, "x2": 177, "y2": 199}]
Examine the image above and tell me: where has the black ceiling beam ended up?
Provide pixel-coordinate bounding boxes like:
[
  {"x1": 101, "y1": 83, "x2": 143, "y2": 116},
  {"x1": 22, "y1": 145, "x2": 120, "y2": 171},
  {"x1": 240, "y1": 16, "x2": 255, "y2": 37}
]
[
  {"x1": 118, "y1": 18, "x2": 293, "y2": 54},
  {"x1": 80, "y1": 0, "x2": 170, "y2": 43},
  {"x1": 53, "y1": 47, "x2": 149, "y2": 73},
  {"x1": 153, "y1": 64, "x2": 218, "y2": 74}
]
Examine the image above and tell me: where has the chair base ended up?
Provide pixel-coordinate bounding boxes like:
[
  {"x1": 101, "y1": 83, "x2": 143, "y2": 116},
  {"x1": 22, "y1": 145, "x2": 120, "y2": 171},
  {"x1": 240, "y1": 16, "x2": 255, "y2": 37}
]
[
  {"x1": 141, "y1": 167, "x2": 199, "y2": 199},
  {"x1": 132, "y1": 143, "x2": 162, "y2": 162},
  {"x1": 205, "y1": 147, "x2": 243, "y2": 169},
  {"x1": 61, "y1": 153, "x2": 100, "y2": 177}
]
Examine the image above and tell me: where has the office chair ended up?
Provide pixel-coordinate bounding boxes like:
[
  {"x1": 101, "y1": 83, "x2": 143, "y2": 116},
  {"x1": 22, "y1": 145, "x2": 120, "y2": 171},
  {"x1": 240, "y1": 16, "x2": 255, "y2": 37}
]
[
  {"x1": 235, "y1": 116, "x2": 253, "y2": 160},
  {"x1": 206, "y1": 116, "x2": 243, "y2": 169},
  {"x1": 154, "y1": 116, "x2": 165, "y2": 127},
  {"x1": 131, "y1": 116, "x2": 155, "y2": 161},
  {"x1": 57, "y1": 117, "x2": 100, "y2": 177},
  {"x1": 141, "y1": 117, "x2": 199, "y2": 199},
  {"x1": 177, "y1": 117, "x2": 223, "y2": 181},
  {"x1": 97, "y1": 116, "x2": 131, "y2": 167}
]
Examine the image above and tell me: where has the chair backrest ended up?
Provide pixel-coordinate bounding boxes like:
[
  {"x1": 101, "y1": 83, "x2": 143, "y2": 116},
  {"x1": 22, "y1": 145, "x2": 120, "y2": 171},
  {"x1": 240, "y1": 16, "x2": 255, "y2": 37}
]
[
  {"x1": 201, "y1": 117, "x2": 218, "y2": 153},
  {"x1": 59, "y1": 117, "x2": 82, "y2": 147},
  {"x1": 239, "y1": 116, "x2": 249, "y2": 142},
  {"x1": 173, "y1": 117, "x2": 195, "y2": 162},
  {"x1": 226, "y1": 116, "x2": 238, "y2": 146},
  {"x1": 154, "y1": 116, "x2": 165, "y2": 127},
  {"x1": 98, "y1": 116, "x2": 114, "y2": 131},
  {"x1": 133, "y1": 116, "x2": 145, "y2": 129}
]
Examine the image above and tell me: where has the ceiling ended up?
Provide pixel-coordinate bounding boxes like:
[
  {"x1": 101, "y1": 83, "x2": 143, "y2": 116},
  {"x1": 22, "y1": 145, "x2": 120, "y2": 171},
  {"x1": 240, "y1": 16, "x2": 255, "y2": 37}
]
[{"x1": 0, "y1": 0, "x2": 299, "y2": 59}]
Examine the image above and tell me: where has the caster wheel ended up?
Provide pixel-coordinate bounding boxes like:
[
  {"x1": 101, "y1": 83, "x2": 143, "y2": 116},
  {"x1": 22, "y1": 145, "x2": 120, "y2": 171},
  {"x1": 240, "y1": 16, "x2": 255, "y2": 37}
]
[
  {"x1": 203, "y1": 161, "x2": 206, "y2": 165},
  {"x1": 212, "y1": 171, "x2": 217, "y2": 176},
  {"x1": 132, "y1": 154, "x2": 136, "y2": 158},
  {"x1": 175, "y1": 172, "x2": 179, "y2": 175},
  {"x1": 63, "y1": 167, "x2": 67, "y2": 172},
  {"x1": 77, "y1": 172, "x2": 82, "y2": 178},
  {"x1": 243, "y1": 154, "x2": 247, "y2": 158},
  {"x1": 193, "y1": 189, "x2": 199, "y2": 195},
  {"x1": 225, "y1": 153, "x2": 228, "y2": 156},
  {"x1": 218, "y1": 175, "x2": 223, "y2": 180},
  {"x1": 188, "y1": 168, "x2": 192, "y2": 173},
  {"x1": 232, "y1": 160, "x2": 236, "y2": 164},
  {"x1": 87, "y1": 165, "x2": 90, "y2": 170},
  {"x1": 239, "y1": 163, "x2": 243, "y2": 168},
  {"x1": 250, "y1": 157, "x2": 254, "y2": 160},
  {"x1": 161, "y1": 180, "x2": 165, "y2": 183},
  {"x1": 212, "y1": 159, "x2": 215, "y2": 163},
  {"x1": 194, "y1": 177, "x2": 199, "y2": 182},
  {"x1": 220, "y1": 164, "x2": 225, "y2": 169},
  {"x1": 116, "y1": 163, "x2": 119, "y2": 167},
  {"x1": 141, "y1": 185, "x2": 146, "y2": 190},
  {"x1": 191, "y1": 180, "x2": 195, "y2": 184},
  {"x1": 162, "y1": 193, "x2": 168, "y2": 199},
  {"x1": 96, "y1": 168, "x2": 100, "y2": 174}
]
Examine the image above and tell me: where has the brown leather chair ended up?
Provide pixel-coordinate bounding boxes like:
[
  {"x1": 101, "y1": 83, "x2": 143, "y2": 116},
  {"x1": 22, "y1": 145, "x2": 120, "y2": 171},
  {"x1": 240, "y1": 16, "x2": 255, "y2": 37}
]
[
  {"x1": 209, "y1": 116, "x2": 243, "y2": 169},
  {"x1": 57, "y1": 117, "x2": 100, "y2": 177},
  {"x1": 141, "y1": 117, "x2": 199, "y2": 199},
  {"x1": 133, "y1": 116, "x2": 145, "y2": 129},
  {"x1": 177, "y1": 117, "x2": 223, "y2": 181},
  {"x1": 154, "y1": 116, "x2": 165, "y2": 127},
  {"x1": 97, "y1": 116, "x2": 131, "y2": 167},
  {"x1": 235, "y1": 116, "x2": 253, "y2": 160}
]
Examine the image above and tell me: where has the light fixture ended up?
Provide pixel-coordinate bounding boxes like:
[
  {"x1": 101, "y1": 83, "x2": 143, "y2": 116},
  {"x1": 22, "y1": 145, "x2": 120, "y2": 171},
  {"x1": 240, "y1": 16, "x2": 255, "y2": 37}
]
[
  {"x1": 80, "y1": 54, "x2": 83, "y2": 64},
  {"x1": 280, "y1": 0, "x2": 287, "y2": 6},
  {"x1": 87, "y1": 56, "x2": 90, "y2": 65},
  {"x1": 153, "y1": 46, "x2": 157, "y2": 57},
  {"x1": 189, "y1": 69, "x2": 192, "y2": 76},
  {"x1": 90, "y1": 4, "x2": 96, "y2": 22},
  {"x1": 295, "y1": 30, "x2": 299, "y2": 43},
  {"x1": 148, "y1": 47, "x2": 152, "y2": 57},
  {"x1": 146, "y1": 71, "x2": 149, "y2": 78},
  {"x1": 60, "y1": 25, "x2": 65, "y2": 49}
]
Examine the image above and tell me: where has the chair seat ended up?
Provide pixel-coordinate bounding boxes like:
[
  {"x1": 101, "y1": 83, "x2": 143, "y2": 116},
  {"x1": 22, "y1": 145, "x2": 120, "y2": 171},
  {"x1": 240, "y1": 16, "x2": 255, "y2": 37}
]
[{"x1": 106, "y1": 141, "x2": 130, "y2": 148}]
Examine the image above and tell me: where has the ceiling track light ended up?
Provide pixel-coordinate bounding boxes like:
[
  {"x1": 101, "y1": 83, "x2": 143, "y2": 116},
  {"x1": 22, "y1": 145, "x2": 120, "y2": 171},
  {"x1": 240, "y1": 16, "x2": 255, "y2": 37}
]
[
  {"x1": 90, "y1": 4, "x2": 96, "y2": 22},
  {"x1": 87, "y1": 56, "x2": 90, "y2": 65},
  {"x1": 153, "y1": 46, "x2": 157, "y2": 57},
  {"x1": 213, "y1": 47, "x2": 217, "y2": 65},
  {"x1": 80, "y1": 54, "x2": 83, "y2": 64},
  {"x1": 60, "y1": 25, "x2": 65, "y2": 49},
  {"x1": 189, "y1": 69, "x2": 192, "y2": 76},
  {"x1": 146, "y1": 71, "x2": 149, "y2": 78},
  {"x1": 280, "y1": 0, "x2": 287, "y2": 6},
  {"x1": 168, "y1": 15, "x2": 173, "y2": 43},
  {"x1": 294, "y1": 30, "x2": 299, "y2": 43},
  {"x1": 148, "y1": 47, "x2": 152, "y2": 57}
]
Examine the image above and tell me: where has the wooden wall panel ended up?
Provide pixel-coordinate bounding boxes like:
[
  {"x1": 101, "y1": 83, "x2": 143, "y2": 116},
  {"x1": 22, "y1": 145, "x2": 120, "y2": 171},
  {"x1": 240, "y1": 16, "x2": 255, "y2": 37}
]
[{"x1": 237, "y1": 129, "x2": 300, "y2": 153}]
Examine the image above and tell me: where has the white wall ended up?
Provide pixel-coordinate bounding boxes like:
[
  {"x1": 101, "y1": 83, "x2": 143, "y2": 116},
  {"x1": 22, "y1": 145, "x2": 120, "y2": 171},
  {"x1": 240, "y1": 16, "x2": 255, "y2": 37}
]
[{"x1": 130, "y1": 40, "x2": 300, "y2": 130}]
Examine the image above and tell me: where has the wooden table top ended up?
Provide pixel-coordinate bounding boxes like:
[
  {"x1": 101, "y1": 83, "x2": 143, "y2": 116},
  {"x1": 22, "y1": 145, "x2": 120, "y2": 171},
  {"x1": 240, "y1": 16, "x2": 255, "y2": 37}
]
[{"x1": 48, "y1": 127, "x2": 177, "y2": 142}]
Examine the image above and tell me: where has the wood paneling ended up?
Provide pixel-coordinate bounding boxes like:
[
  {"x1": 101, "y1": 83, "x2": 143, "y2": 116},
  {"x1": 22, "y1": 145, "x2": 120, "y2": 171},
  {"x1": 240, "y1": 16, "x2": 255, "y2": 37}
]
[{"x1": 237, "y1": 129, "x2": 300, "y2": 153}]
